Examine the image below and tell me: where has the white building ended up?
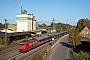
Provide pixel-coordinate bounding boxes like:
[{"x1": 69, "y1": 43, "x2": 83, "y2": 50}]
[
  {"x1": 32, "y1": 16, "x2": 36, "y2": 31},
  {"x1": 16, "y1": 14, "x2": 36, "y2": 32}
]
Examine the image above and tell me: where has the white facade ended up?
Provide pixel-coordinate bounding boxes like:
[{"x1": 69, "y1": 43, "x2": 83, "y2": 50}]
[
  {"x1": 33, "y1": 20, "x2": 36, "y2": 31},
  {"x1": 28, "y1": 20, "x2": 32, "y2": 31},
  {"x1": 16, "y1": 14, "x2": 36, "y2": 32},
  {"x1": 17, "y1": 20, "x2": 29, "y2": 32}
]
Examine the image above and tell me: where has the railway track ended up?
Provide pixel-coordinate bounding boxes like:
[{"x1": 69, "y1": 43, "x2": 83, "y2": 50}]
[
  {"x1": 23, "y1": 44, "x2": 51, "y2": 60},
  {"x1": 0, "y1": 40, "x2": 51, "y2": 60},
  {"x1": 0, "y1": 46, "x2": 20, "y2": 60},
  {"x1": 7, "y1": 53, "x2": 24, "y2": 60},
  {"x1": 0, "y1": 46, "x2": 17, "y2": 55},
  {"x1": 0, "y1": 39, "x2": 49, "y2": 60},
  {"x1": 0, "y1": 34, "x2": 66, "y2": 60},
  {"x1": 9, "y1": 38, "x2": 59, "y2": 60}
]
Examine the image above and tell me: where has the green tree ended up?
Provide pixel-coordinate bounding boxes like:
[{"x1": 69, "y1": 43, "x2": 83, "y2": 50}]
[
  {"x1": 68, "y1": 29, "x2": 81, "y2": 47},
  {"x1": 0, "y1": 23, "x2": 2, "y2": 28},
  {"x1": 0, "y1": 23, "x2": 5, "y2": 28},
  {"x1": 55, "y1": 22, "x2": 62, "y2": 32},
  {"x1": 38, "y1": 24, "x2": 42, "y2": 27},
  {"x1": 54, "y1": 22, "x2": 72, "y2": 32},
  {"x1": 41, "y1": 23, "x2": 47, "y2": 27},
  {"x1": 76, "y1": 18, "x2": 90, "y2": 32},
  {"x1": 50, "y1": 22, "x2": 53, "y2": 27}
]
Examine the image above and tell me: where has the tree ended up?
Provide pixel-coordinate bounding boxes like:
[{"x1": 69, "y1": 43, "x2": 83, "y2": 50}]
[
  {"x1": 41, "y1": 23, "x2": 47, "y2": 27},
  {"x1": 76, "y1": 18, "x2": 90, "y2": 32},
  {"x1": 0, "y1": 23, "x2": 2, "y2": 28},
  {"x1": 68, "y1": 29, "x2": 81, "y2": 47},
  {"x1": 38, "y1": 24, "x2": 42, "y2": 27},
  {"x1": 50, "y1": 22, "x2": 53, "y2": 27},
  {"x1": 55, "y1": 22, "x2": 62, "y2": 32},
  {"x1": 0, "y1": 23, "x2": 4, "y2": 28},
  {"x1": 52, "y1": 22, "x2": 72, "y2": 32}
]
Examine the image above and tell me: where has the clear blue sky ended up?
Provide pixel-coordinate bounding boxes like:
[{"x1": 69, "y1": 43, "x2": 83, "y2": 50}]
[{"x1": 0, "y1": 0, "x2": 90, "y2": 25}]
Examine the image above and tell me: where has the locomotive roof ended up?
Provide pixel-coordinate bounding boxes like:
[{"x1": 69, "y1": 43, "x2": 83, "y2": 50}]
[
  {"x1": 29, "y1": 40, "x2": 36, "y2": 42},
  {"x1": 22, "y1": 39, "x2": 36, "y2": 43}
]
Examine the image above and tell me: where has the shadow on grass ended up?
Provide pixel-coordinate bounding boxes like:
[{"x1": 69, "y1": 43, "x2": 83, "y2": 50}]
[{"x1": 60, "y1": 42, "x2": 72, "y2": 48}]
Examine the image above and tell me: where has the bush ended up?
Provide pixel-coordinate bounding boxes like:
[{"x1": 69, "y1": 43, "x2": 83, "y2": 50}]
[
  {"x1": 25, "y1": 36, "x2": 28, "y2": 40},
  {"x1": 73, "y1": 51, "x2": 90, "y2": 60},
  {"x1": 0, "y1": 37, "x2": 11, "y2": 45},
  {"x1": 6, "y1": 38, "x2": 11, "y2": 45},
  {"x1": 30, "y1": 49, "x2": 47, "y2": 60},
  {"x1": 0, "y1": 38, "x2": 5, "y2": 45},
  {"x1": 30, "y1": 53, "x2": 43, "y2": 60}
]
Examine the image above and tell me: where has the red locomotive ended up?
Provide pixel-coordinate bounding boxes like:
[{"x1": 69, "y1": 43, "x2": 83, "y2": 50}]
[
  {"x1": 18, "y1": 39, "x2": 39, "y2": 52},
  {"x1": 18, "y1": 31, "x2": 68, "y2": 53}
]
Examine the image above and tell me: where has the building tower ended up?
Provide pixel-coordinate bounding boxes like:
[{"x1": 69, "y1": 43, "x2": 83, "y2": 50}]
[
  {"x1": 16, "y1": 11, "x2": 36, "y2": 32},
  {"x1": 32, "y1": 16, "x2": 36, "y2": 31}
]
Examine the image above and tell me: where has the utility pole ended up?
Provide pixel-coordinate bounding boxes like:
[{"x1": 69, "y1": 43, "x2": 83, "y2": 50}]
[
  {"x1": 52, "y1": 18, "x2": 54, "y2": 33},
  {"x1": 52, "y1": 18, "x2": 55, "y2": 43},
  {"x1": 5, "y1": 19, "x2": 7, "y2": 46},
  {"x1": 21, "y1": 4, "x2": 22, "y2": 14}
]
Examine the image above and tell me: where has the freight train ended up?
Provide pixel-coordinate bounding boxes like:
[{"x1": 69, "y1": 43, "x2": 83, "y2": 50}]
[{"x1": 18, "y1": 31, "x2": 68, "y2": 53}]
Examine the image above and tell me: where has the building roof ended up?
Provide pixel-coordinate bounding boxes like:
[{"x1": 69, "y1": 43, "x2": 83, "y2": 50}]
[
  {"x1": 1, "y1": 29, "x2": 15, "y2": 33},
  {"x1": 0, "y1": 28, "x2": 4, "y2": 30},
  {"x1": 81, "y1": 26, "x2": 90, "y2": 31},
  {"x1": 81, "y1": 38, "x2": 90, "y2": 41},
  {"x1": 0, "y1": 32, "x2": 31, "y2": 38}
]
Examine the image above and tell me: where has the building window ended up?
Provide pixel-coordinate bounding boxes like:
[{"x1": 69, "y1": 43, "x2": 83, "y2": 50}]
[
  {"x1": 83, "y1": 32, "x2": 85, "y2": 34},
  {"x1": 87, "y1": 32, "x2": 89, "y2": 34}
]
